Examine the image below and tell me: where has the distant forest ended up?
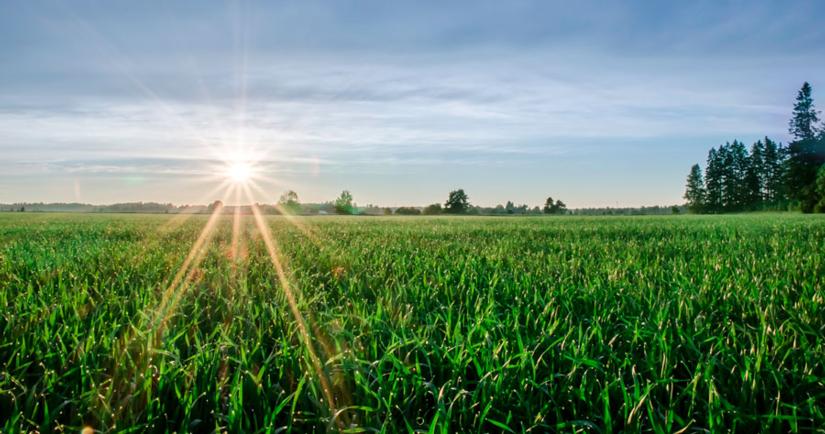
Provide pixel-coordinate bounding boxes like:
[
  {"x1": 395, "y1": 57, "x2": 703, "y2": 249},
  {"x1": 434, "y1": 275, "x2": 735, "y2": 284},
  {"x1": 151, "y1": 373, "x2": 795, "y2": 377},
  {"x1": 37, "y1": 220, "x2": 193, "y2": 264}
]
[
  {"x1": 4, "y1": 176, "x2": 689, "y2": 216},
  {"x1": 0, "y1": 200, "x2": 687, "y2": 217},
  {"x1": 685, "y1": 82, "x2": 825, "y2": 213}
]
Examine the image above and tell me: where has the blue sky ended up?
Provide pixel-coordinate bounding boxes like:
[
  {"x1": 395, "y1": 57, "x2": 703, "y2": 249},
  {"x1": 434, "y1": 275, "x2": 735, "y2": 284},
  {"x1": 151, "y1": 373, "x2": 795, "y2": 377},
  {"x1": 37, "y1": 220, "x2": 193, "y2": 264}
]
[{"x1": 2, "y1": 1, "x2": 824, "y2": 207}]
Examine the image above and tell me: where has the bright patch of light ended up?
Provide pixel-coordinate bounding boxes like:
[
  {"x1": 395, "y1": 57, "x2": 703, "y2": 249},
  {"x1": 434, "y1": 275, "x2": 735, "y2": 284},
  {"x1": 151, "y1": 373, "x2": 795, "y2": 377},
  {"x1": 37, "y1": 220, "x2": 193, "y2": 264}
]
[{"x1": 227, "y1": 161, "x2": 252, "y2": 184}]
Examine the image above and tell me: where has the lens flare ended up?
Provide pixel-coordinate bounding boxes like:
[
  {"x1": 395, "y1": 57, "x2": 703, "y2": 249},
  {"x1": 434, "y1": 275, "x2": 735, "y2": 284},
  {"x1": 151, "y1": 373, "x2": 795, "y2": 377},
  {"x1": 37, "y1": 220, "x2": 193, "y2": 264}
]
[{"x1": 226, "y1": 161, "x2": 253, "y2": 184}]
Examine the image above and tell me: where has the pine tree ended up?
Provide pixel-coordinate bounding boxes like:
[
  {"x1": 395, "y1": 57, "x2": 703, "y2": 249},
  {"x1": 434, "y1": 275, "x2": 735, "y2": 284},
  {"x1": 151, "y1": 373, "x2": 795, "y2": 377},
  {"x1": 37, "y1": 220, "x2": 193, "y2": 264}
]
[
  {"x1": 762, "y1": 137, "x2": 786, "y2": 207},
  {"x1": 716, "y1": 143, "x2": 734, "y2": 211},
  {"x1": 789, "y1": 82, "x2": 820, "y2": 141},
  {"x1": 787, "y1": 137, "x2": 825, "y2": 212},
  {"x1": 684, "y1": 164, "x2": 706, "y2": 213},
  {"x1": 745, "y1": 140, "x2": 765, "y2": 209},
  {"x1": 816, "y1": 164, "x2": 825, "y2": 213},
  {"x1": 729, "y1": 140, "x2": 750, "y2": 210},
  {"x1": 704, "y1": 148, "x2": 723, "y2": 213}
]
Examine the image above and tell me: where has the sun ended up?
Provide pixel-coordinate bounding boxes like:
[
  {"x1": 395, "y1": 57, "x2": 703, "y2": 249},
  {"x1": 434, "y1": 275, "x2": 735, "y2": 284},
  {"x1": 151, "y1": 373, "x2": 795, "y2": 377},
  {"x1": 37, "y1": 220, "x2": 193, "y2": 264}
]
[{"x1": 226, "y1": 161, "x2": 253, "y2": 184}]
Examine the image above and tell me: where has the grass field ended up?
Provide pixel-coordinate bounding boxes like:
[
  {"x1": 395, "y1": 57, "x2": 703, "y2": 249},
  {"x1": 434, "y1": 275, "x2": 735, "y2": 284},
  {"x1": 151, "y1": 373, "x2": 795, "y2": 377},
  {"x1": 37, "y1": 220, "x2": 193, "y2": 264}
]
[{"x1": 0, "y1": 213, "x2": 823, "y2": 433}]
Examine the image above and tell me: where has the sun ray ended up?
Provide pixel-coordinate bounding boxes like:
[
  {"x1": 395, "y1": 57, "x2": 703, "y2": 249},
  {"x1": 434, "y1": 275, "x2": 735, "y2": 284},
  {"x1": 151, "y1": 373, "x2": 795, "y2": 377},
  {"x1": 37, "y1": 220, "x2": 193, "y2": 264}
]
[
  {"x1": 153, "y1": 203, "x2": 224, "y2": 328},
  {"x1": 101, "y1": 203, "x2": 226, "y2": 427},
  {"x1": 246, "y1": 194, "x2": 347, "y2": 430},
  {"x1": 240, "y1": 181, "x2": 352, "y2": 293}
]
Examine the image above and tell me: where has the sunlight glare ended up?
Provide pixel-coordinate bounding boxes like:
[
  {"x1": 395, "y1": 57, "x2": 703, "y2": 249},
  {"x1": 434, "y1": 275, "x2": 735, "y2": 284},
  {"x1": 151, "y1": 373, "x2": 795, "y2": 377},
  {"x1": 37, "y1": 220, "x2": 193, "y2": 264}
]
[{"x1": 227, "y1": 161, "x2": 252, "y2": 184}]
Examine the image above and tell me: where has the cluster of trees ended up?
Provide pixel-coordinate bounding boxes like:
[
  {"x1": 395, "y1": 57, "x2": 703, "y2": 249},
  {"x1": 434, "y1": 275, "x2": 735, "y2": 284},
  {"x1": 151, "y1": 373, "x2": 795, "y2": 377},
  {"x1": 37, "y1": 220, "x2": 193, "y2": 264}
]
[
  {"x1": 685, "y1": 82, "x2": 825, "y2": 213},
  {"x1": 543, "y1": 197, "x2": 567, "y2": 214},
  {"x1": 313, "y1": 188, "x2": 570, "y2": 216},
  {"x1": 684, "y1": 138, "x2": 787, "y2": 213},
  {"x1": 418, "y1": 190, "x2": 568, "y2": 216},
  {"x1": 333, "y1": 190, "x2": 355, "y2": 215},
  {"x1": 278, "y1": 190, "x2": 301, "y2": 214}
]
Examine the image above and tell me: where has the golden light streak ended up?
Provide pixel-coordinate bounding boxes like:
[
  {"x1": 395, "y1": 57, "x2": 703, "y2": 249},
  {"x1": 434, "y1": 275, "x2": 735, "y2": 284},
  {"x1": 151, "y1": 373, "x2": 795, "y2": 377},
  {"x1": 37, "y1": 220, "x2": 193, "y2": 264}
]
[
  {"x1": 102, "y1": 204, "x2": 225, "y2": 428},
  {"x1": 154, "y1": 203, "x2": 224, "y2": 322},
  {"x1": 247, "y1": 198, "x2": 347, "y2": 430},
  {"x1": 241, "y1": 182, "x2": 350, "y2": 288}
]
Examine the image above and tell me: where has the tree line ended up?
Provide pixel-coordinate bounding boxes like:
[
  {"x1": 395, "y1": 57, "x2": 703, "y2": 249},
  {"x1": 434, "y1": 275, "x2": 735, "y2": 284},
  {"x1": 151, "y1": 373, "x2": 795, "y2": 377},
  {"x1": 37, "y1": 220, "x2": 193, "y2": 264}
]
[
  {"x1": 321, "y1": 188, "x2": 569, "y2": 216},
  {"x1": 685, "y1": 82, "x2": 825, "y2": 213},
  {"x1": 0, "y1": 193, "x2": 570, "y2": 216},
  {"x1": 7, "y1": 195, "x2": 691, "y2": 217}
]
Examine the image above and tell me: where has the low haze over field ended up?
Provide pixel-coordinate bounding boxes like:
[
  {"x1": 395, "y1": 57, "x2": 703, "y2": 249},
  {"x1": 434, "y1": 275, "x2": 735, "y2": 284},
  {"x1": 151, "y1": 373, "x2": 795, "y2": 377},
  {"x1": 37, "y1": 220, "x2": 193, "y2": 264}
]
[{"x1": 2, "y1": 1, "x2": 824, "y2": 207}]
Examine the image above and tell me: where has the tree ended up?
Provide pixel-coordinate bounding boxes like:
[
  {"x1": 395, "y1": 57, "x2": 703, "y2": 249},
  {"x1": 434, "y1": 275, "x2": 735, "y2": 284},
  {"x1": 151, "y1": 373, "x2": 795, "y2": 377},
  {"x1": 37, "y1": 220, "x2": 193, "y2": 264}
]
[
  {"x1": 444, "y1": 189, "x2": 469, "y2": 214},
  {"x1": 786, "y1": 83, "x2": 825, "y2": 212},
  {"x1": 787, "y1": 136, "x2": 825, "y2": 212},
  {"x1": 728, "y1": 140, "x2": 749, "y2": 210},
  {"x1": 543, "y1": 196, "x2": 567, "y2": 214},
  {"x1": 684, "y1": 163, "x2": 706, "y2": 213},
  {"x1": 554, "y1": 200, "x2": 567, "y2": 214},
  {"x1": 762, "y1": 137, "x2": 786, "y2": 207},
  {"x1": 278, "y1": 190, "x2": 301, "y2": 214},
  {"x1": 789, "y1": 82, "x2": 820, "y2": 141},
  {"x1": 543, "y1": 197, "x2": 554, "y2": 214},
  {"x1": 209, "y1": 200, "x2": 223, "y2": 211},
  {"x1": 423, "y1": 203, "x2": 442, "y2": 215},
  {"x1": 816, "y1": 165, "x2": 825, "y2": 213},
  {"x1": 704, "y1": 148, "x2": 723, "y2": 213},
  {"x1": 334, "y1": 190, "x2": 354, "y2": 215},
  {"x1": 745, "y1": 140, "x2": 765, "y2": 209},
  {"x1": 505, "y1": 201, "x2": 515, "y2": 214},
  {"x1": 716, "y1": 144, "x2": 733, "y2": 210}
]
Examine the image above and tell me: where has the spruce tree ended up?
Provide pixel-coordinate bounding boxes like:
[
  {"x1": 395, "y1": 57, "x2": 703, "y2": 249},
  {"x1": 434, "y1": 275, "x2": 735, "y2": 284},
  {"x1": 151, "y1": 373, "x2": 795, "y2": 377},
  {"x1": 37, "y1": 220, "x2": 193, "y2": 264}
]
[
  {"x1": 787, "y1": 137, "x2": 825, "y2": 212},
  {"x1": 786, "y1": 82, "x2": 825, "y2": 212},
  {"x1": 762, "y1": 137, "x2": 786, "y2": 207},
  {"x1": 704, "y1": 148, "x2": 724, "y2": 213},
  {"x1": 816, "y1": 165, "x2": 825, "y2": 212},
  {"x1": 729, "y1": 140, "x2": 749, "y2": 210},
  {"x1": 684, "y1": 164, "x2": 706, "y2": 213},
  {"x1": 745, "y1": 140, "x2": 765, "y2": 209},
  {"x1": 789, "y1": 82, "x2": 820, "y2": 141},
  {"x1": 717, "y1": 143, "x2": 736, "y2": 211}
]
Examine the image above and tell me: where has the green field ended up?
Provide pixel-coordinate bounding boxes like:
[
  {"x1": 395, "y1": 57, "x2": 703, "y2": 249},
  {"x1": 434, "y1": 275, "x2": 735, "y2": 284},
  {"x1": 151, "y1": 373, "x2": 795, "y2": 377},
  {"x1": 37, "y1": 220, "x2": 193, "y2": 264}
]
[{"x1": 1, "y1": 213, "x2": 823, "y2": 433}]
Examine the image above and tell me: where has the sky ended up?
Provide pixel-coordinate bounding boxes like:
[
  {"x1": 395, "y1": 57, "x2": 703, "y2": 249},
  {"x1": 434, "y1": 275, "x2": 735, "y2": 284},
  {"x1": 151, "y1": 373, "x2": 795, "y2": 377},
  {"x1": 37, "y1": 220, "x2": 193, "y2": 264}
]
[{"x1": 2, "y1": 0, "x2": 824, "y2": 208}]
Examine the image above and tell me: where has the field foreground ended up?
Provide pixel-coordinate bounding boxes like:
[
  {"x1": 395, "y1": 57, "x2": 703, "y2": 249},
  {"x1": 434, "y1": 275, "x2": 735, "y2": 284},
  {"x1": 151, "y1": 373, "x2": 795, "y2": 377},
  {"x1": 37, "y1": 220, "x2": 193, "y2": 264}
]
[{"x1": 0, "y1": 213, "x2": 823, "y2": 433}]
